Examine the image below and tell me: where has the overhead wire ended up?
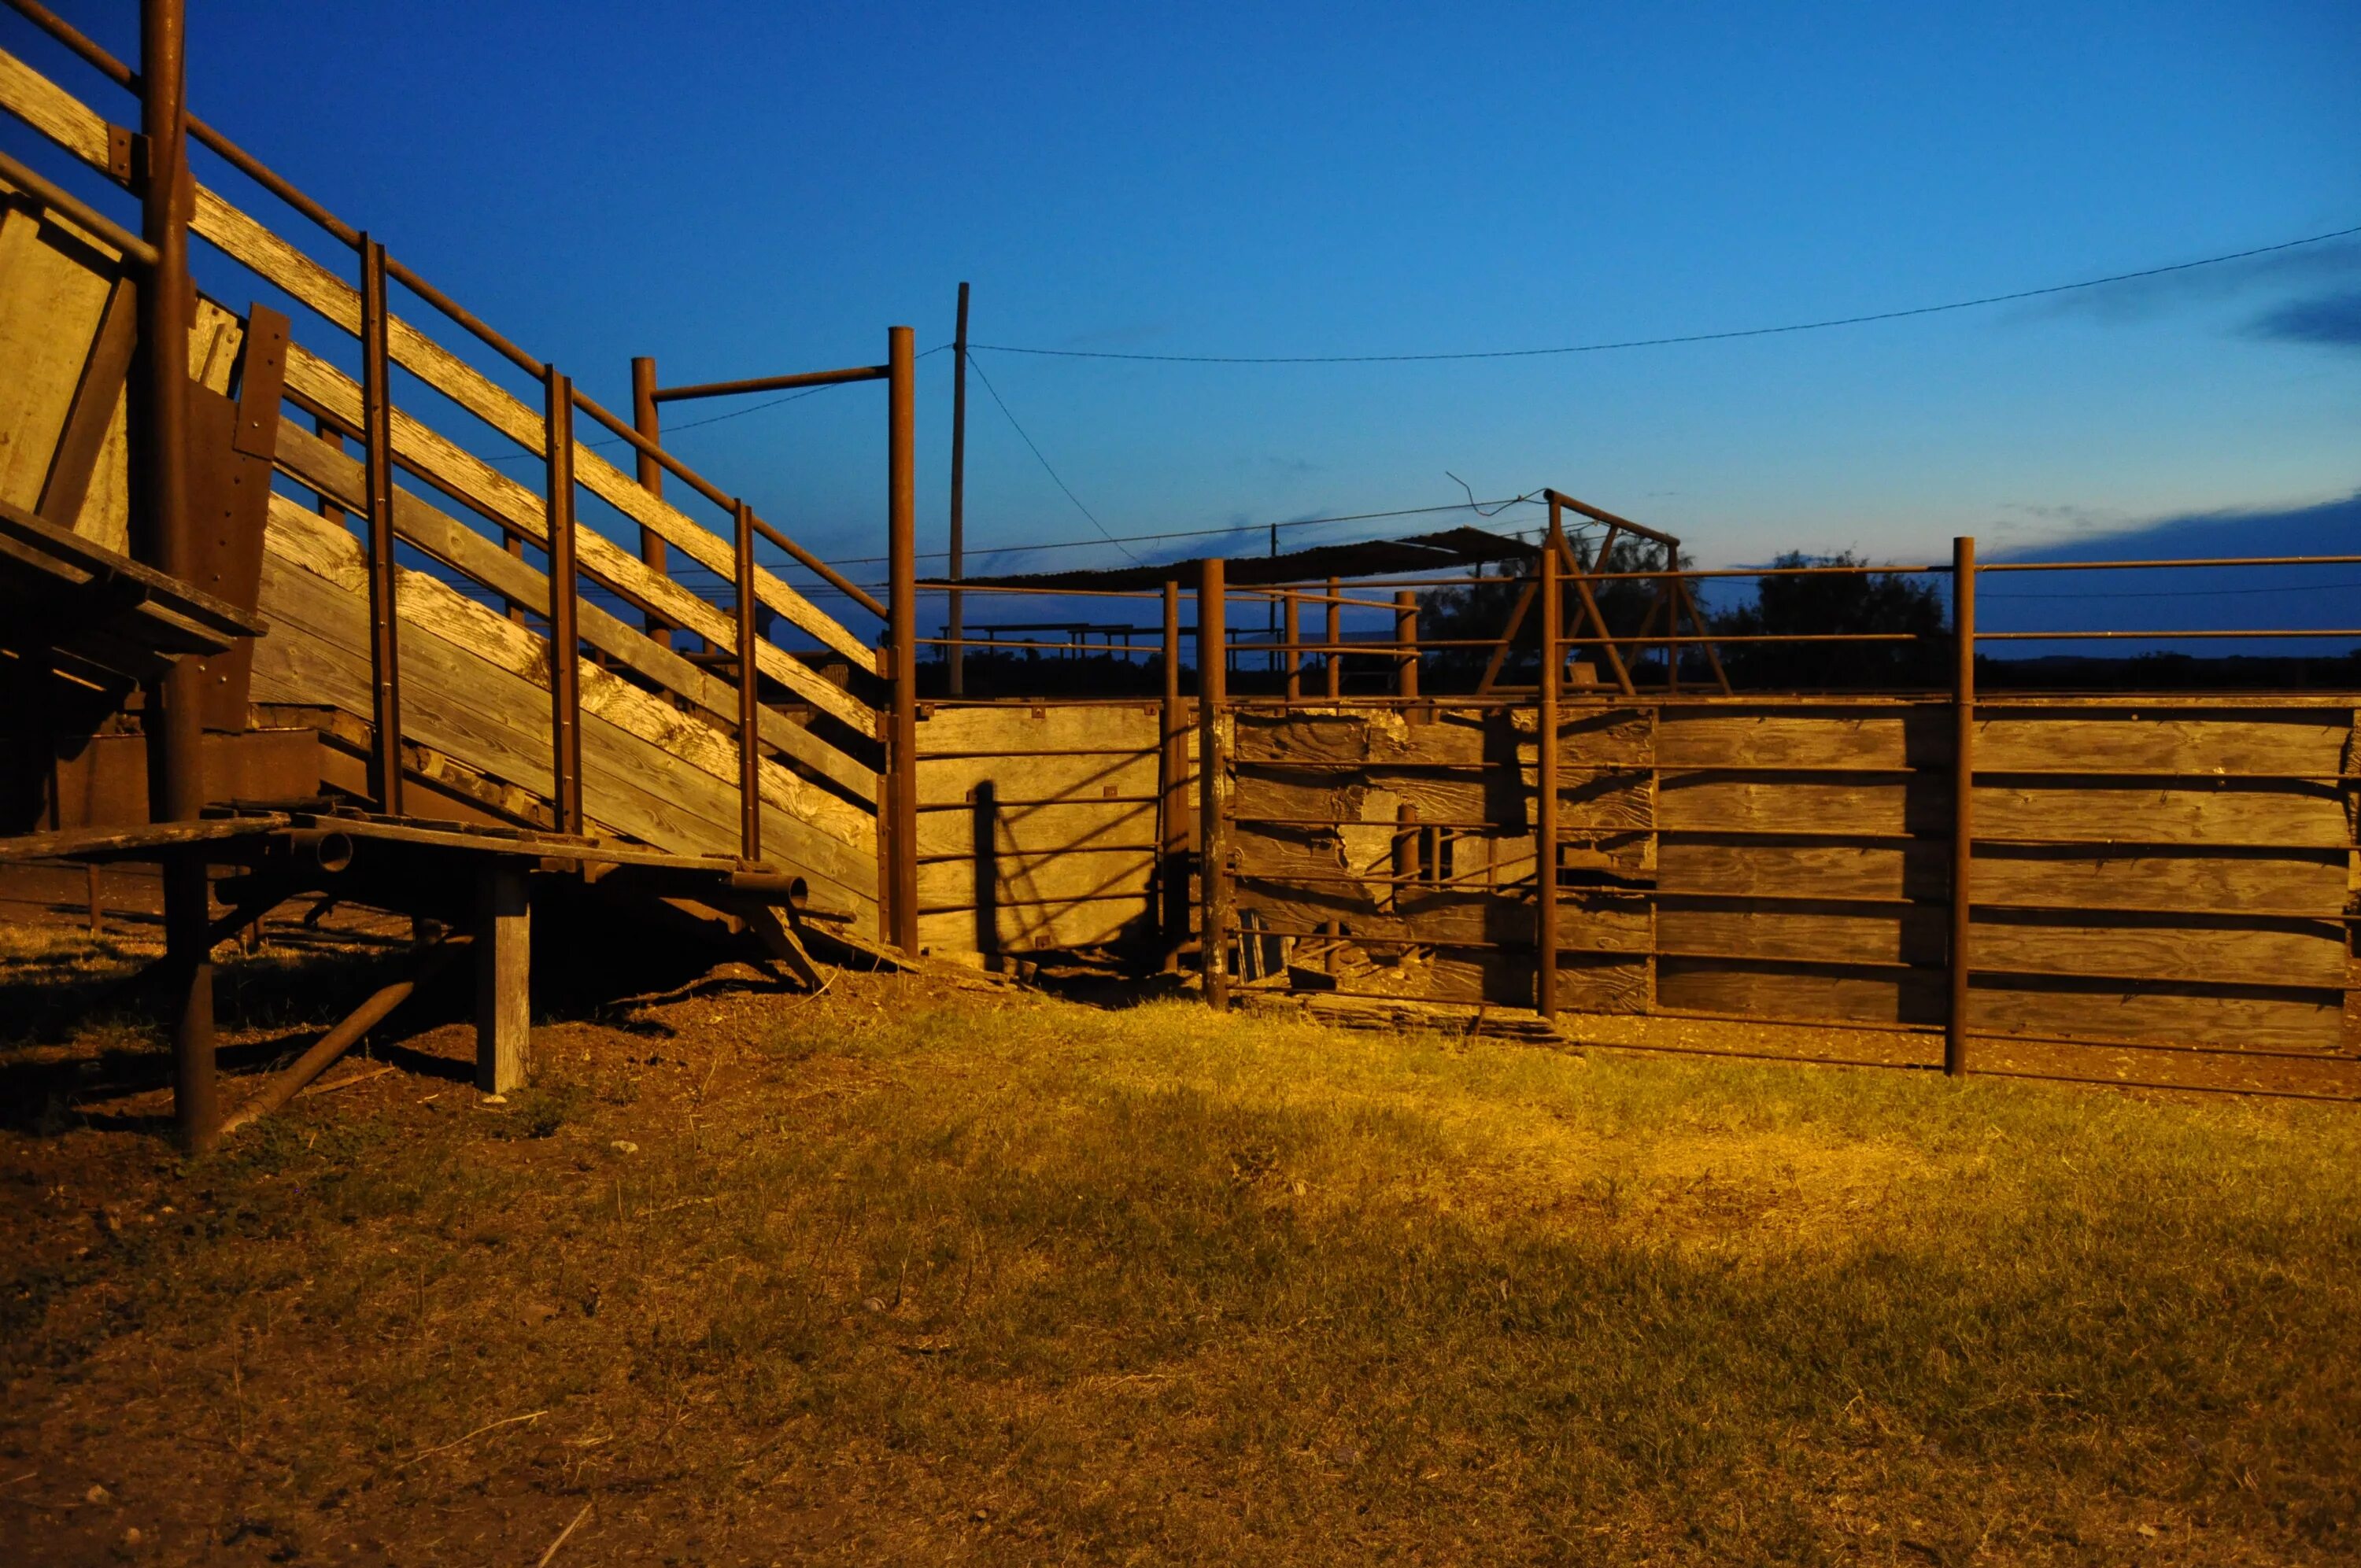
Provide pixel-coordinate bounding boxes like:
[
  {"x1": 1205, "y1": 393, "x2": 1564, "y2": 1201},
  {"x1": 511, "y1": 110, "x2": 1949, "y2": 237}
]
[
  {"x1": 970, "y1": 222, "x2": 2361, "y2": 364},
  {"x1": 965, "y1": 351, "x2": 1139, "y2": 563}
]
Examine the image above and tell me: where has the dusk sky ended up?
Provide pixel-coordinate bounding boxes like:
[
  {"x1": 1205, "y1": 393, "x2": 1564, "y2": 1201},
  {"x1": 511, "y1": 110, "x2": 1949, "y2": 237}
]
[{"x1": 6, "y1": 1, "x2": 2356, "y2": 592}]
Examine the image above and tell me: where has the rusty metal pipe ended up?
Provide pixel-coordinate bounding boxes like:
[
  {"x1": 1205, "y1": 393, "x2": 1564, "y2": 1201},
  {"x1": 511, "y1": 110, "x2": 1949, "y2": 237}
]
[
  {"x1": 734, "y1": 500, "x2": 762, "y2": 861},
  {"x1": 0, "y1": 148, "x2": 154, "y2": 264},
  {"x1": 545, "y1": 367, "x2": 583, "y2": 835},
  {"x1": 219, "y1": 936, "x2": 471, "y2": 1136},
  {"x1": 1199, "y1": 558, "x2": 1229, "y2": 1010},
  {"x1": 652, "y1": 363, "x2": 890, "y2": 402},
  {"x1": 886, "y1": 327, "x2": 919, "y2": 954}
]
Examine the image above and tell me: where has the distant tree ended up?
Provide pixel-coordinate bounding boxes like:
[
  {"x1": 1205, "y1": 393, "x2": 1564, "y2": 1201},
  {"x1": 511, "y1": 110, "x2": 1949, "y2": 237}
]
[{"x1": 1712, "y1": 551, "x2": 1947, "y2": 689}]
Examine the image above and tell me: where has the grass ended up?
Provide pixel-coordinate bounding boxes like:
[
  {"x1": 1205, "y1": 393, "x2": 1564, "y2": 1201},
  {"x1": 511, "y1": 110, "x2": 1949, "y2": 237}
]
[{"x1": 3, "y1": 953, "x2": 2359, "y2": 1563}]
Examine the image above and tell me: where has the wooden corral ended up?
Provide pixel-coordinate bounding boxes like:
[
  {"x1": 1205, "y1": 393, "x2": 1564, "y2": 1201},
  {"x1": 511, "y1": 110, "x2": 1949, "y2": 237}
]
[{"x1": 2, "y1": 2, "x2": 2357, "y2": 1150}]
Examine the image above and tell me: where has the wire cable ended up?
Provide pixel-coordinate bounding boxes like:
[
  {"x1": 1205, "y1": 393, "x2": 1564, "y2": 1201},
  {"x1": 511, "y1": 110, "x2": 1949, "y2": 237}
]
[
  {"x1": 965, "y1": 351, "x2": 1140, "y2": 563},
  {"x1": 970, "y1": 223, "x2": 2361, "y2": 364}
]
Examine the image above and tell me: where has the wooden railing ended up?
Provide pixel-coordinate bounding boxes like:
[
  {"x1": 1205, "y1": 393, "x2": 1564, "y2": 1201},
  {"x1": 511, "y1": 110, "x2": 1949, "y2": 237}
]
[{"x1": 0, "y1": 6, "x2": 922, "y2": 943}]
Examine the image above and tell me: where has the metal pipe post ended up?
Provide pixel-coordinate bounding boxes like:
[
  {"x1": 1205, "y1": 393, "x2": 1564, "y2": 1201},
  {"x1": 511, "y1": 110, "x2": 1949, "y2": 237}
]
[
  {"x1": 630, "y1": 355, "x2": 671, "y2": 648},
  {"x1": 358, "y1": 237, "x2": 404, "y2": 816},
  {"x1": 1947, "y1": 535, "x2": 1976, "y2": 1075},
  {"x1": 1536, "y1": 544, "x2": 1561, "y2": 1021},
  {"x1": 1394, "y1": 591, "x2": 1420, "y2": 701},
  {"x1": 1199, "y1": 558, "x2": 1229, "y2": 1009},
  {"x1": 544, "y1": 368, "x2": 582, "y2": 835},
  {"x1": 887, "y1": 326, "x2": 919, "y2": 954},
  {"x1": 1159, "y1": 580, "x2": 1187, "y2": 965},
  {"x1": 1325, "y1": 577, "x2": 1342, "y2": 698},
  {"x1": 735, "y1": 500, "x2": 763, "y2": 860},
  {"x1": 1282, "y1": 588, "x2": 1301, "y2": 701},
  {"x1": 948, "y1": 281, "x2": 969, "y2": 697},
  {"x1": 133, "y1": 0, "x2": 216, "y2": 1152}
]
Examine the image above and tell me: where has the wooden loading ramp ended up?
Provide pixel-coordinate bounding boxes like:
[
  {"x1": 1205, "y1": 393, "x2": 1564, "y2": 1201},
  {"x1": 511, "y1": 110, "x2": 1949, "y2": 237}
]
[{"x1": 0, "y1": 21, "x2": 927, "y2": 1148}]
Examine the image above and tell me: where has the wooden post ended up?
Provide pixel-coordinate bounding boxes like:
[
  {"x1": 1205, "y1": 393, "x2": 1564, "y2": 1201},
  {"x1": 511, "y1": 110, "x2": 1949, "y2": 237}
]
[
  {"x1": 1947, "y1": 535, "x2": 1976, "y2": 1075},
  {"x1": 86, "y1": 862, "x2": 103, "y2": 936},
  {"x1": 358, "y1": 237, "x2": 403, "y2": 817},
  {"x1": 734, "y1": 500, "x2": 763, "y2": 861},
  {"x1": 1160, "y1": 580, "x2": 1188, "y2": 965},
  {"x1": 1395, "y1": 591, "x2": 1419, "y2": 700},
  {"x1": 887, "y1": 326, "x2": 919, "y2": 954},
  {"x1": 1537, "y1": 544, "x2": 1560, "y2": 1021},
  {"x1": 1282, "y1": 588, "x2": 1301, "y2": 701},
  {"x1": 630, "y1": 355, "x2": 671, "y2": 648},
  {"x1": 1325, "y1": 577, "x2": 1342, "y2": 699},
  {"x1": 544, "y1": 368, "x2": 582, "y2": 836},
  {"x1": 1199, "y1": 558, "x2": 1229, "y2": 1009},
  {"x1": 475, "y1": 860, "x2": 530, "y2": 1094},
  {"x1": 948, "y1": 282, "x2": 969, "y2": 697}
]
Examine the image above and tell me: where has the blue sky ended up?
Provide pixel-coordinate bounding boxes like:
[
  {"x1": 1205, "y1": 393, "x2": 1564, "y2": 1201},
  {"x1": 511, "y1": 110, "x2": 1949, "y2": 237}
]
[{"x1": 6, "y1": 1, "x2": 2357, "y2": 603}]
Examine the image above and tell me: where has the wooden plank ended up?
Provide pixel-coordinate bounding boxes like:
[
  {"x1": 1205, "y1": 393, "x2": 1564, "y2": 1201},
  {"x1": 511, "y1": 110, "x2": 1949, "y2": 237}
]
[
  {"x1": 268, "y1": 416, "x2": 876, "y2": 804},
  {"x1": 264, "y1": 495, "x2": 872, "y2": 865},
  {"x1": 1232, "y1": 709, "x2": 1492, "y2": 766},
  {"x1": 174, "y1": 188, "x2": 881, "y2": 671},
  {"x1": 1655, "y1": 707, "x2": 1944, "y2": 769},
  {"x1": 1976, "y1": 709, "x2": 2353, "y2": 774},
  {"x1": 0, "y1": 44, "x2": 863, "y2": 675},
  {"x1": 1657, "y1": 959, "x2": 1944, "y2": 1028},
  {"x1": 917, "y1": 845, "x2": 1154, "y2": 909},
  {"x1": 0, "y1": 50, "x2": 109, "y2": 164},
  {"x1": 0, "y1": 201, "x2": 112, "y2": 510},
  {"x1": 1974, "y1": 780, "x2": 2346, "y2": 847},
  {"x1": 1970, "y1": 911, "x2": 2347, "y2": 988},
  {"x1": 1970, "y1": 980, "x2": 2341, "y2": 1053},
  {"x1": 917, "y1": 897, "x2": 1154, "y2": 956},
  {"x1": 915, "y1": 749, "x2": 1158, "y2": 807},
  {"x1": 1509, "y1": 706, "x2": 1657, "y2": 764},
  {"x1": 915, "y1": 702, "x2": 1163, "y2": 754},
  {"x1": 1555, "y1": 954, "x2": 1650, "y2": 1016},
  {"x1": 914, "y1": 797, "x2": 1155, "y2": 858},
  {"x1": 1656, "y1": 774, "x2": 1945, "y2": 836},
  {"x1": 275, "y1": 342, "x2": 878, "y2": 736},
  {"x1": 249, "y1": 512, "x2": 879, "y2": 920},
  {"x1": 474, "y1": 861, "x2": 530, "y2": 1094},
  {"x1": 1658, "y1": 900, "x2": 1946, "y2": 967}
]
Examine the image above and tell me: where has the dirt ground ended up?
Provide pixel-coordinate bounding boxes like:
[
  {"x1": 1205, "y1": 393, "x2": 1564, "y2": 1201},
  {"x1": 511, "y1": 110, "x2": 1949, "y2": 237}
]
[{"x1": 4, "y1": 921, "x2": 2358, "y2": 1566}]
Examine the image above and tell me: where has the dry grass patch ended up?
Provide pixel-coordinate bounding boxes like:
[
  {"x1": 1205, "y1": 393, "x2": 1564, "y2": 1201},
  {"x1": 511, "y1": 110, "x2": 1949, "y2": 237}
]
[{"x1": 2, "y1": 935, "x2": 2358, "y2": 1564}]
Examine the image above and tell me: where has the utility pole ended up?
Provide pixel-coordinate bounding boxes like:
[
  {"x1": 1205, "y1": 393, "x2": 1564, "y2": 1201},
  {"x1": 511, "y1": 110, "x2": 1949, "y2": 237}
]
[{"x1": 948, "y1": 282, "x2": 969, "y2": 696}]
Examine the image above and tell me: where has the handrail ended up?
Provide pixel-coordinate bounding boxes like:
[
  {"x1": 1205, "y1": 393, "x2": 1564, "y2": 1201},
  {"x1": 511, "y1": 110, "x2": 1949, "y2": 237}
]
[
  {"x1": 0, "y1": 144, "x2": 152, "y2": 264},
  {"x1": 2, "y1": 0, "x2": 881, "y2": 642},
  {"x1": 652, "y1": 363, "x2": 889, "y2": 402}
]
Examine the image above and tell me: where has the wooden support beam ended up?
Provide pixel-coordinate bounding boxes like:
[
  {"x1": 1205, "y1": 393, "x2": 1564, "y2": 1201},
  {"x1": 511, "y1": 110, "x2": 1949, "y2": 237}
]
[
  {"x1": 475, "y1": 859, "x2": 530, "y2": 1094},
  {"x1": 35, "y1": 267, "x2": 135, "y2": 527},
  {"x1": 1199, "y1": 557, "x2": 1229, "y2": 1009}
]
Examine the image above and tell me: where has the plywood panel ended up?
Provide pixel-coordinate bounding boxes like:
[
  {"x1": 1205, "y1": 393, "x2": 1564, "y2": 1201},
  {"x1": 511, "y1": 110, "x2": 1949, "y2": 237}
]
[
  {"x1": 0, "y1": 202, "x2": 109, "y2": 511},
  {"x1": 1971, "y1": 980, "x2": 2341, "y2": 1053},
  {"x1": 1658, "y1": 901, "x2": 1945, "y2": 967},
  {"x1": 1975, "y1": 781, "x2": 2344, "y2": 847}
]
